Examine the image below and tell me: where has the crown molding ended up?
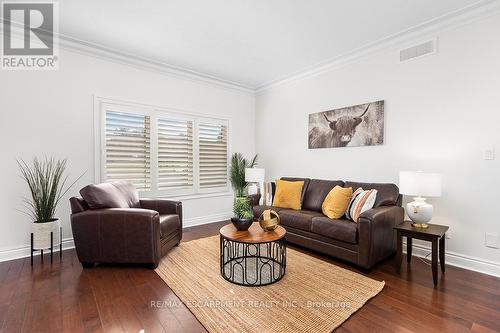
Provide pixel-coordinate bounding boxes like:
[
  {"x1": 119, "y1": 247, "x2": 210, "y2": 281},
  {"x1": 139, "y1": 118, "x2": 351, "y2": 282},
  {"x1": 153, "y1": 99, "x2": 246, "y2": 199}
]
[
  {"x1": 1, "y1": 19, "x2": 254, "y2": 93},
  {"x1": 0, "y1": 19, "x2": 253, "y2": 94},
  {"x1": 57, "y1": 35, "x2": 255, "y2": 94},
  {"x1": 256, "y1": 0, "x2": 500, "y2": 93},
  {"x1": 3, "y1": 0, "x2": 499, "y2": 95}
]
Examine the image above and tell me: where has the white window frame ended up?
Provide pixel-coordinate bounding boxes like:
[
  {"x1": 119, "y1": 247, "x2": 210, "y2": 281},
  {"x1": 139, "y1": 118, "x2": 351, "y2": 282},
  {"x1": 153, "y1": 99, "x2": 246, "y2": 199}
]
[{"x1": 94, "y1": 96, "x2": 231, "y2": 198}]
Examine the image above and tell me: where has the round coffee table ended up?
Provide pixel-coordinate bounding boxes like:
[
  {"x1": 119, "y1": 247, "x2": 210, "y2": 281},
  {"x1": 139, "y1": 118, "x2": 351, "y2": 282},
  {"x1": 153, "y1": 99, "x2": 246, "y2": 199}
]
[{"x1": 219, "y1": 222, "x2": 286, "y2": 286}]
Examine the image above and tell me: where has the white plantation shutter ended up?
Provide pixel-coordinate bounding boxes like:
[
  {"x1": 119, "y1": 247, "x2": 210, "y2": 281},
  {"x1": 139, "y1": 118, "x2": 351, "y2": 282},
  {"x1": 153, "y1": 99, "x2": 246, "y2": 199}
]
[
  {"x1": 157, "y1": 118, "x2": 194, "y2": 190},
  {"x1": 198, "y1": 123, "x2": 228, "y2": 189},
  {"x1": 105, "y1": 111, "x2": 151, "y2": 190},
  {"x1": 99, "y1": 100, "x2": 230, "y2": 195}
]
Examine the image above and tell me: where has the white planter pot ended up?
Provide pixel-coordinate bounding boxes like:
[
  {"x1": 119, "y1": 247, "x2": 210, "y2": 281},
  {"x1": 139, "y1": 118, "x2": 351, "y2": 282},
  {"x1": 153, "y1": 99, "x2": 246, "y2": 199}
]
[{"x1": 32, "y1": 219, "x2": 60, "y2": 250}]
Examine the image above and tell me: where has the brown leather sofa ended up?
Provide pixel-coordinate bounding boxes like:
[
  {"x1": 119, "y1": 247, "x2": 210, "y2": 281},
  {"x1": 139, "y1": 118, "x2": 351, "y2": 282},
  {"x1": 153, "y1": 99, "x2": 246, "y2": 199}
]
[
  {"x1": 70, "y1": 182, "x2": 182, "y2": 268},
  {"x1": 253, "y1": 177, "x2": 404, "y2": 269}
]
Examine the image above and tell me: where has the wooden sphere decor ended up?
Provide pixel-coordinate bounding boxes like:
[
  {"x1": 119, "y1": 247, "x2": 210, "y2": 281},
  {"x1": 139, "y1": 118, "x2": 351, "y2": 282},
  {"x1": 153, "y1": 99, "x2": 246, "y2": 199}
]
[{"x1": 258, "y1": 209, "x2": 280, "y2": 231}]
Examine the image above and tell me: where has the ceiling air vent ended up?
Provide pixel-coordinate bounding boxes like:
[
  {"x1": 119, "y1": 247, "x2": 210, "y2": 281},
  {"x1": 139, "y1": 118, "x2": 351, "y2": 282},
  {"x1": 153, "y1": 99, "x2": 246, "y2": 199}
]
[{"x1": 399, "y1": 39, "x2": 436, "y2": 62}]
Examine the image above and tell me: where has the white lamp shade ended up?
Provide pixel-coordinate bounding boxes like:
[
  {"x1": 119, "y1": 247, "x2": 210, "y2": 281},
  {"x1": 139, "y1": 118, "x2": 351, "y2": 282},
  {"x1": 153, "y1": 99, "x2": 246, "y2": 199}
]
[
  {"x1": 245, "y1": 168, "x2": 265, "y2": 183},
  {"x1": 399, "y1": 171, "x2": 442, "y2": 197}
]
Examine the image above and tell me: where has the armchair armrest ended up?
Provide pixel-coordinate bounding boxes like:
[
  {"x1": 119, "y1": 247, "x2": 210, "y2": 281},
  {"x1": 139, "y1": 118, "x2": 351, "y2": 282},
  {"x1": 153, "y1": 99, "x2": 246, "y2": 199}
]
[
  {"x1": 70, "y1": 208, "x2": 161, "y2": 267},
  {"x1": 140, "y1": 199, "x2": 182, "y2": 218},
  {"x1": 357, "y1": 205, "x2": 404, "y2": 269},
  {"x1": 140, "y1": 199, "x2": 183, "y2": 243}
]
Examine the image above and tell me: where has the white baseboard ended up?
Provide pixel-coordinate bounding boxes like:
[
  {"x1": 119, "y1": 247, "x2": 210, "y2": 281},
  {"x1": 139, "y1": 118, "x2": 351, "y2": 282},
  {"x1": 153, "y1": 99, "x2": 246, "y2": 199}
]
[
  {"x1": 183, "y1": 211, "x2": 232, "y2": 228},
  {"x1": 2, "y1": 218, "x2": 498, "y2": 278},
  {"x1": 0, "y1": 212, "x2": 232, "y2": 263},
  {"x1": 403, "y1": 241, "x2": 500, "y2": 278},
  {"x1": 0, "y1": 238, "x2": 75, "y2": 263}
]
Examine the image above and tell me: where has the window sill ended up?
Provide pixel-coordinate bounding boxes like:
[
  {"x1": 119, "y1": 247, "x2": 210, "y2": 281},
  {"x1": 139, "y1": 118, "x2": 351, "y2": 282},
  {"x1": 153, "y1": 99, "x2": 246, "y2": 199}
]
[{"x1": 141, "y1": 191, "x2": 233, "y2": 201}]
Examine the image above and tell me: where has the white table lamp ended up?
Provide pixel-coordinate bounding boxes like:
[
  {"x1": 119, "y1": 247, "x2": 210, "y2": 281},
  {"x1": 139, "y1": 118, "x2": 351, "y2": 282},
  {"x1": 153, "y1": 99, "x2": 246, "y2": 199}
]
[
  {"x1": 399, "y1": 171, "x2": 442, "y2": 229},
  {"x1": 245, "y1": 168, "x2": 265, "y2": 204}
]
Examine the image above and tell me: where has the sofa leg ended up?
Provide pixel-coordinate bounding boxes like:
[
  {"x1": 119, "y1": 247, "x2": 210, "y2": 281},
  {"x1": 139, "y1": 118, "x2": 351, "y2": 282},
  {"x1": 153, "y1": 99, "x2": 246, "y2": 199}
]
[
  {"x1": 360, "y1": 267, "x2": 371, "y2": 274},
  {"x1": 81, "y1": 262, "x2": 94, "y2": 268}
]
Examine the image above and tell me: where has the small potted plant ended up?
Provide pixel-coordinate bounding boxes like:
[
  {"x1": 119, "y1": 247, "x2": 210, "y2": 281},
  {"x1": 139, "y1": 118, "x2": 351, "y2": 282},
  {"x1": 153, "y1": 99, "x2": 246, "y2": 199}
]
[
  {"x1": 229, "y1": 153, "x2": 257, "y2": 231},
  {"x1": 231, "y1": 196, "x2": 254, "y2": 231},
  {"x1": 18, "y1": 157, "x2": 81, "y2": 250}
]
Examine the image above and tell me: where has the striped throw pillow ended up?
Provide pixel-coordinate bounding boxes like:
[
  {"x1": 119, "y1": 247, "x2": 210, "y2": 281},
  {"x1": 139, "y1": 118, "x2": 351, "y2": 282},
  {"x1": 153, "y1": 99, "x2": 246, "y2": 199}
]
[{"x1": 346, "y1": 188, "x2": 378, "y2": 222}]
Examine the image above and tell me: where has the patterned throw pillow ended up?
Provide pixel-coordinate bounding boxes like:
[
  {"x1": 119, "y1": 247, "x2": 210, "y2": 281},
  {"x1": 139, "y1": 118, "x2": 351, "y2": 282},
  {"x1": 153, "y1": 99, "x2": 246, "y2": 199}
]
[{"x1": 346, "y1": 188, "x2": 378, "y2": 222}]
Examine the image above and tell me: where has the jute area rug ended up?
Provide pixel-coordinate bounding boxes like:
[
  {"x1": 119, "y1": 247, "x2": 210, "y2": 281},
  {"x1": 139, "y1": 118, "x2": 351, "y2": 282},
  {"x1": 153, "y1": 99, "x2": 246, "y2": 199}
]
[{"x1": 155, "y1": 236, "x2": 384, "y2": 333}]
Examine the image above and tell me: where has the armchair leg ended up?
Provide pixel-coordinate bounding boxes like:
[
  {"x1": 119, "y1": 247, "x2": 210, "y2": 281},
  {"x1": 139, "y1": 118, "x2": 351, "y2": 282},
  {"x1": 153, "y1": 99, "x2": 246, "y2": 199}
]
[{"x1": 81, "y1": 262, "x2": 95, "y2": 268}]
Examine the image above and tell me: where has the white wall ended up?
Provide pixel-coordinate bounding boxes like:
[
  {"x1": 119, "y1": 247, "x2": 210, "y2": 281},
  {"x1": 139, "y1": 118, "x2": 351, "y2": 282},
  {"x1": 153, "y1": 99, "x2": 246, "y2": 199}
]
[
  {"x1": 255, "y1": 13, "x2": 500, "y2": 276},
  {"x1": 0, "y1": 48, "x2": 255, "y2": 261}
]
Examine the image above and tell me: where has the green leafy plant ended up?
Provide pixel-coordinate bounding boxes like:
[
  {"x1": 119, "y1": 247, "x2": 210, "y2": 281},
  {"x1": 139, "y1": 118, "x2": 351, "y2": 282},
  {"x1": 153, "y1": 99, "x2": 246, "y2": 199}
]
[
  {"x1": 18, "y1": 157, "x2": 83, "y2": 223},
  {"x1": 233, "y1": 196, "x2": 253, "y2": 220},
  {"x1": 230, "y1": 153, "x2": 258, "y2": 197}
]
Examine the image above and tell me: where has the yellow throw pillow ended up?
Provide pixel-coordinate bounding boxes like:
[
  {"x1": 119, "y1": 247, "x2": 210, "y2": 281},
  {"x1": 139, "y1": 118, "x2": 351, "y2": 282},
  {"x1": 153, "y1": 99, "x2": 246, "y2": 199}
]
[
  {"x1": 322, "y1": 186, "x2": 353, "y2": 219},
  {"x1": 272, "y1": 180, "x2": 304, "y2": 210}
]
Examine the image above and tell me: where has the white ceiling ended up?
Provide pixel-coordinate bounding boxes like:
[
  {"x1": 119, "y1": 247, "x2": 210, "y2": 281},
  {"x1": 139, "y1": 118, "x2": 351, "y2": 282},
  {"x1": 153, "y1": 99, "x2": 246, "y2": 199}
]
[{"x1": 58, "y1": 0, "x2": 484, "y2": 89}]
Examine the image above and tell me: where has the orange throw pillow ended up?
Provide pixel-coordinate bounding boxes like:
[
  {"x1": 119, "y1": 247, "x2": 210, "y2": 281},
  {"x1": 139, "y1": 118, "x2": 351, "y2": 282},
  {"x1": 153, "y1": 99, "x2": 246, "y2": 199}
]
[
  {"x1": 322, "y1": 186, "x2": 353, "y2": 219},
  {"x1": 272, "y1": 180, "x2": 304, "y2": 210}
]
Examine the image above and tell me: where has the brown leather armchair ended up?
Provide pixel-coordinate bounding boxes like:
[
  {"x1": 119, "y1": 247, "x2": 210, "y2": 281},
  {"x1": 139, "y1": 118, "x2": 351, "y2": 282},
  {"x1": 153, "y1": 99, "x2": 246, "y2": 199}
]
[{"x1": 70, "y1": 182, "x2": 182, "y2": 268}]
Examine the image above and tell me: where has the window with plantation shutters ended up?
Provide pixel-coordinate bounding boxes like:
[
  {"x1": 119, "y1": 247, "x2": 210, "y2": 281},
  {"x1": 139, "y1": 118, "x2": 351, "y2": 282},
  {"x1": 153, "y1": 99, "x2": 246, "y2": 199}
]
[
  {"x1": 157, "y1": 118, "x2": 194, "y2": 190},
  {"x1": 198, "y1": 123, "x2": 228, "y2": 189},
  {"x1": 98, "y1": 98, "x2": 229, "y2": 196},
  {"x1": 105, "y1": 111, "x2": 151, "y2": 191}
]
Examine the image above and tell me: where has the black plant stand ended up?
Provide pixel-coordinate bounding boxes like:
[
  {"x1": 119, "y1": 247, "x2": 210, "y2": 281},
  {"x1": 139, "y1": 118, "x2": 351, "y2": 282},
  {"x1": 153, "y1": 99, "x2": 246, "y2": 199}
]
[{"x1": 31, "y1": 226, "x2": 62, "y2": 265}]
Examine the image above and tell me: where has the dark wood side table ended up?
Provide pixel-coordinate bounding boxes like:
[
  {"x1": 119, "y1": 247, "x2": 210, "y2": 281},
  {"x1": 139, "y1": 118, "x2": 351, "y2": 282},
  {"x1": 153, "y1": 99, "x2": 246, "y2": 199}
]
[{"x1": 394, "y1": 221, "x2": 449, "y2": 286}]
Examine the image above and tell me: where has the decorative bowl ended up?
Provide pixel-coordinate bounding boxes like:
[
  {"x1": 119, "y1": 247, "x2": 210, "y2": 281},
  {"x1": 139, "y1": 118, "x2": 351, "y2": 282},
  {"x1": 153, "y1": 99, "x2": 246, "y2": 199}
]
[{"x1": 230, "y1": 217, "x2": 253, "y2": 231}]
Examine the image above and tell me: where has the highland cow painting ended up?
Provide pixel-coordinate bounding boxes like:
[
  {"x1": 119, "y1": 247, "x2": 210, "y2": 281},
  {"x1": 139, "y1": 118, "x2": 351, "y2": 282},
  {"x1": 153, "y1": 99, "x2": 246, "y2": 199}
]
[{"x1": 308, "y1": 100, "x2": 384, "y2": 149}]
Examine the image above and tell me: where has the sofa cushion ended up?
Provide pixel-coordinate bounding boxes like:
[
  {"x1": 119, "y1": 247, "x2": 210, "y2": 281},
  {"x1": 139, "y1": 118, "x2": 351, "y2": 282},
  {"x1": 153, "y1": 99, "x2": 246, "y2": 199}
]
[
  {"x1": 344, "y1": 181, "x2": 399, "y2": 207},
  {"x1": 279, "y1": 209, "x2": 324, "y2": 232},
  {"x1": 311, "y1": 217, "x2": 358, "y2": 244},
  {"x1": 253, "y1": 205, "x2": 286, "y2": 219},
  {"x1": 111, "y1": 181, "x2": 141, "y2": 208},
  {"x1": 79, "y1": 183, "x2": 129, "y2": 209},
  {"x1": 303, "y1": 179, "x2": 345, "y2": 211},
  {"x1": 280, "y1": 177, "x2": 310, "y2": 205},
  {"x1": 159, "y1": 214, "x2": 180, "y2": 238}
]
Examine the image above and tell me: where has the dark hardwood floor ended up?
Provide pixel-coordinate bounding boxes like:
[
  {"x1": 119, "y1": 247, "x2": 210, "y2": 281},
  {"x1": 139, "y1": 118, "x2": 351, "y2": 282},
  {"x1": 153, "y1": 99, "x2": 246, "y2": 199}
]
[{"x1": 1, "y1": 221, "x2": 499, "y2": 333}]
